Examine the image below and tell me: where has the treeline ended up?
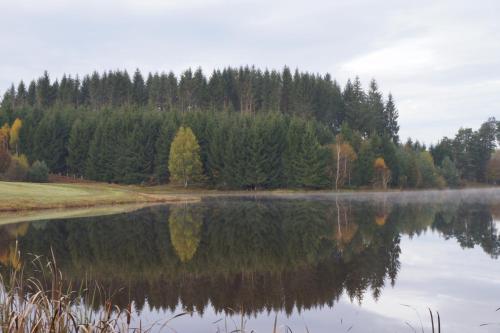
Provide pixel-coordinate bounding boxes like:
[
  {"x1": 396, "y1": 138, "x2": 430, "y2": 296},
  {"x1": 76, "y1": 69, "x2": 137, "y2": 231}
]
[
  {"x1": 430, "y1": 120, "x2": 500, "y2": 183},
  {"x1": 6, "y1": 108, "x2": 336, "y2": 187},
  {"x1": 0, "y1": 67, "x2": 499, "y2": 189},
  {"x1": 0, "y1": 67, "x2": 399, "y2": 140}
]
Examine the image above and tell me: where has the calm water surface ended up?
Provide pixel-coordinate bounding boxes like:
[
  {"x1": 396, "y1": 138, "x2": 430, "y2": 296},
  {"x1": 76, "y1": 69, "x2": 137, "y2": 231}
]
[{"x1": 1, "y1": 189, "x2": 500, "y2": 332}]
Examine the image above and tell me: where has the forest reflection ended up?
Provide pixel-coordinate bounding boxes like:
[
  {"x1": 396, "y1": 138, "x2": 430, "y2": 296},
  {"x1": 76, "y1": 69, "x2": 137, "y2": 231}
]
[{"x1": 0, "y1": 196, "x2": 499, "y2": 316}]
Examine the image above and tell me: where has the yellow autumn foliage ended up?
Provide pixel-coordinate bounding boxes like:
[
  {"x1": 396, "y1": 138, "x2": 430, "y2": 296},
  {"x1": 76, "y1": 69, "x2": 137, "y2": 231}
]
[
  {"x1": 374, "y1": 157, "x2": 387, "y2": 170},
  {"x1": 168, "y1": 126, "x2": 203, "y2": 187},
  {"x1": 0, "y1": 123, "x2": 10, "y2": 150},
  {"x1": 9, "y1": 118, "x2": 22, "y2": 154},
  {"x1": 168, "y1": 206, "x2": 203, "y2": 263},
  {"x1": 375, "y1": 214, "x2": 387, "y2": 226}
]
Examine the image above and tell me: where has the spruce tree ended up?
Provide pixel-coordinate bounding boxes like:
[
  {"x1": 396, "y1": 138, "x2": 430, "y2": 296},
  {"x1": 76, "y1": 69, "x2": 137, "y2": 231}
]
[
  {"x1": 36, "y1": 71, "x2": 51, "y2": 107},
  {"x1": 280, "y1": 67, "x2": 293, "y2": 115},
  {"x1": 246, "y1": 119, "x2": 267, "y2": 189},
  {"x1": 132, "y1": 69, "x2": 147, "y2": 106},
  {"x1": 27, "y1": 80, "x2": 37, "y2": 106},
  {"x1": 67, "y1": 118, "x2": 95, "y2": 177},
  {"x1": 367, "y1": 79, "x2": 385, "y2": 137},
  {"x1": 384, "y1": 93, "x2": 399, "y2": 143},
  {"x1": 16, "y1": 81, "x2": 27, "y2": 106}
]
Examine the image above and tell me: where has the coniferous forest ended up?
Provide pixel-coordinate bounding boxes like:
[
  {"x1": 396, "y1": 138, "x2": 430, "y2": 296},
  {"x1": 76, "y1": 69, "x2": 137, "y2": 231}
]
[{"x1": 0, "y1": 67, "x2": 499, "y2": 189}]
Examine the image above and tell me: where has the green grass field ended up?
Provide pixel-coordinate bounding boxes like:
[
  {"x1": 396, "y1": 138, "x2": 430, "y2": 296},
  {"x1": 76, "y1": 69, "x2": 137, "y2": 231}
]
[{"x1": 0, "y1": 181, "x2": 197, "y2": 212}]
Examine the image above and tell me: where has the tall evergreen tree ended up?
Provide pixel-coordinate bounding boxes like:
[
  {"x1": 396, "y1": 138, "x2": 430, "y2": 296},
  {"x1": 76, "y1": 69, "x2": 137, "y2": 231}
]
[
  {"x1": 280, "y1": 67, "x2": 293, "y2": 115},
  {"x1": 367, "y1": 79, "x2": 385, "y2": 137},
  {"x1": 132, "y1": 69, "x2": 147, "y2": 106},
  {"x1": 67, "y1": 118, "x2": 95, "y2": 177},
  {"x1": 36, "y1": 71, "x2": 52, "y2": 107},
  {"x1": 33, "y1": 110, "x2": 71, "y2": 173},
  {"x1": 16, "y1": 81, "x2": 27, "y2": 106},
  {"x1": 27, "y1": 81, "x2": 36, "y2": 106},
  {"x1": 384, "y1": 93, "x2": 399, "y2": 143},
  {"x1": 284, "y1": 119, "x2": 326, "y2": 187}
]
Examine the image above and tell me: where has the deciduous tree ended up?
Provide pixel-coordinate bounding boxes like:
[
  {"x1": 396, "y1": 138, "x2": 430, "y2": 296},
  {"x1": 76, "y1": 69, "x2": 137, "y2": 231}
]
[
  {"x1": 168, "y1": 126, "x2": 203, "y2": 187},
  {"x1": 0, "y1": 123, "x2": 10, "y2": 151},
  {"x1": 9, "y1": 118, "x2": 22, "y2": 155},
  {"x1": 327, "y1": 135, "x2": 357, "y2": 190},
  {"x1": 373, "y1": 157, "x2": 391, "y2": 189}
]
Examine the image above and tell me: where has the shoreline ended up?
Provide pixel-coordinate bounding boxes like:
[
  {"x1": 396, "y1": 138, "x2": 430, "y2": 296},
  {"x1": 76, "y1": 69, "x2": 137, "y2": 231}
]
[{"x1": 1, "y1": 181, "x2": 498, "y2": 214}]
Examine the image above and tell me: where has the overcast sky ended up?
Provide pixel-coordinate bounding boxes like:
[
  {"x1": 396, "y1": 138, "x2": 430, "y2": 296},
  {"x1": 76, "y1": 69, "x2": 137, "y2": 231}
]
[{"x1": 0, "y1": 0, "x2": 499, "y2": 144}]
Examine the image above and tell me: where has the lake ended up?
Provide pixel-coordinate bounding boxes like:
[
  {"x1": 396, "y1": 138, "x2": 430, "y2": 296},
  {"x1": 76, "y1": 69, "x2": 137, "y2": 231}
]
[{"x1": 1, "y1": 189, "x2": 500, "y2": 332}]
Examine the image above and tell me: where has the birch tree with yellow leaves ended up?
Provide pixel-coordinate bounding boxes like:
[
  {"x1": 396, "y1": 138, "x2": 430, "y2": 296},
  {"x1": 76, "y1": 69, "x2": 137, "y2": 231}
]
[
  {"x1": 168, "y1": 126, "x2": 203, "y2": 187},
  {"x1": 327, "y1": 135, "x2": 357, "y2": 190},
  {"x1": 9, "y1": 118, "x2": 22, "y2": 155}
]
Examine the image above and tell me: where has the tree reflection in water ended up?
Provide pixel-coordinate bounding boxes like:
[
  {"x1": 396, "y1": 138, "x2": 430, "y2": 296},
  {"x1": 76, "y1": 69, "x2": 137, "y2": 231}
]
[
  {"x1": 169, "y1": 204, "x2": 204, "y2": 263},
  {"x1": 0, "y1": 196, "x2": 498, "y2": 316}
]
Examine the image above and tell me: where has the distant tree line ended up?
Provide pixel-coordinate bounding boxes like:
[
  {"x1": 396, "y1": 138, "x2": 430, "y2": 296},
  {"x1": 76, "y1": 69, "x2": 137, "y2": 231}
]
[
  {"x1": 0, "y1": 67, "x2": 498, "y2": 188},
  {"x1": 0, "y1": 67, "x2": 399, "y2": 141},
  {"x1": 430, "y1": 118, "x2": 500, "y2": 184}
]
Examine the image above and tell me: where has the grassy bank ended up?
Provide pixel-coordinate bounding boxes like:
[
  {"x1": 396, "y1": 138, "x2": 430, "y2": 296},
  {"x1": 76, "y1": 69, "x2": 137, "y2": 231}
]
[
  {"x1": 2, "y1": 180, "x2": 498, "y2": 214},
  {"x1": 0, "y1": 181, "x2": 198, "y2": 212}
]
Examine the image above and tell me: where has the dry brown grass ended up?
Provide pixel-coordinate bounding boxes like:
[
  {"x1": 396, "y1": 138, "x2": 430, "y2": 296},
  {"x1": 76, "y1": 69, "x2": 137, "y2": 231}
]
[{"x1": 0, "y1": 249, "x2": 192, "y2": 332}]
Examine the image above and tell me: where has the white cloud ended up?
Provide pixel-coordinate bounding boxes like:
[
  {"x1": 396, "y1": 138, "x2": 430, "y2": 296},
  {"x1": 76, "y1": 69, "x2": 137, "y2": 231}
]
[
  {"x1": 338, "y1": 37, "x2": 436, "y2": 78},
  {"x1": 0, "y1": 0, "x2": 499, "y2": 143}
]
